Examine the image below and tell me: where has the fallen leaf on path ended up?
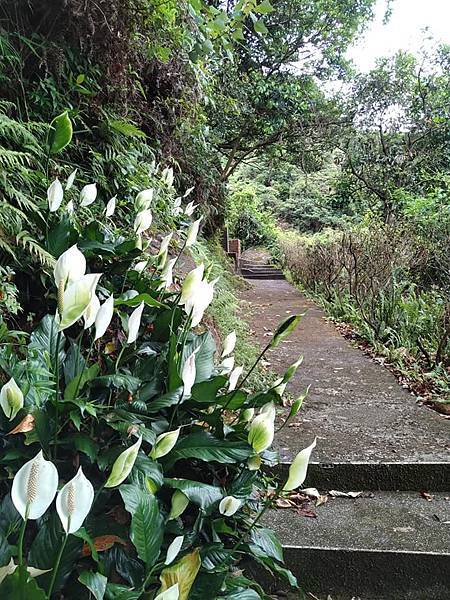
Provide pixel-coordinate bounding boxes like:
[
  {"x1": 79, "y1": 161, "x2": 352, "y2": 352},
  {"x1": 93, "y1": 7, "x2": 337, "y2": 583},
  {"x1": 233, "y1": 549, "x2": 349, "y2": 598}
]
[
  {"x1": 420, "y1": 491, "x2": 434, "y2": 502},
  {"x1": 275, "y1": 498, "x2": 294, "y2": 508},
  {"x1": 329, "y1": 490, "x2": 362, "y2": 498},
  {"x1": 302, "y1": 487, "x2": 320, "y2": 498},
  {"x1": 297, "y1": 508, "x2": 317, "y2": 518}
]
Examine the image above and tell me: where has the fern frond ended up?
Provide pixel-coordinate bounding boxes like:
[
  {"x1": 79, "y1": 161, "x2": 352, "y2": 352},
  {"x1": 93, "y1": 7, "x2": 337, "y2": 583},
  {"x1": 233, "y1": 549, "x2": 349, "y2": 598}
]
[{"x1": 16, "y1": 232, "x2": 56, "y2": 268}]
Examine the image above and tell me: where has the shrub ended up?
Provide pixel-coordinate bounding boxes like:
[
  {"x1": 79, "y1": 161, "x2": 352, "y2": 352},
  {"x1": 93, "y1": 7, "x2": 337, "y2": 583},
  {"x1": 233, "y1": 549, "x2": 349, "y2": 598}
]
[
  {"x1": 226, "y1": 184, "x2": 277, "y2": 249},
  {"x1": 0, "y1": 158, "x2": 312, "y2": 598}
]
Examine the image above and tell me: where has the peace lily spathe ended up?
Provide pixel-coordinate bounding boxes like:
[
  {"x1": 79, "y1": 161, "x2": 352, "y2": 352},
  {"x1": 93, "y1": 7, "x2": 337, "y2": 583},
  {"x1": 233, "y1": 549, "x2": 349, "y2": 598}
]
[
  {"x1": 159, "y1": 232, "x2": 173, "y2": 257},
  {"x1": 219, "y1": 495, "x2": 241, "y2": 517},
  {"x1": 0, "y1": 559, "x2": 50, "y2": 585},
  {"x1": 248, "y1": 412, "x2": 275, "y2": 454},
  {"x1": 185, "y1": 216, "x2": 203, "y2": 248},
  {"x1": 221, "y1": 330, "x2": 236, "y2": 357},
  {"x1": 56, "y1": 467, "x2": 94, "y2": 533},
  {"x1": 161, "y1": 166, "x2": 174, "y2": 187},
  {"x1": 168, "y1": 489, "x2": 189, "y2": 520},
  {"x1": 54, "y1": 244, "x2": 86, "y2": 288},
  {"x1": 83, "y1": 294, "x2": 100, "y2": 329},
  {"x1": 228, "y1": 365, "x2": 243, "y2": 391},
  {"x1": 184, "y1": 200, "x2": 197, "y2": 216},
  {"x1": 80, "y1": 183, "x2": 97, "y2": 207},
  {"x1": 158, "y1": 258, "x2": 176, "y2": 291},
  {"x1": 57, "y1": 274, "x2": 101, "y2": 331},
  {"x1": 12, "y1": 450, "x2": 58, "y2": 519},
  {"x1": 66, "y1": 168, "x2": 77, "y2": 190},
  {"x1": 0, "y1": 378, "x2": 24, "y2": 420},
  {"x1": 150, "y1": 428, "x2": 180, "y2": 459},
  {"x1": 155, "y1": 584, "x2": 179, "y2": 600},
  {"x1": 105, "y1": 436, "x2": 142, "y2": 488},
  {"x1": 283, "y1": 438, "x2": 317, "y2": 491},
  {"x1": 47, "y1": 178, "x2": 64, "y2": 212},
  {"x1": 220, "y1": 356, "x2": 235, "y2": 373},
  {"x1": 127, "y1": 302, "x2": 144, "y2": 344},
  {"x1": 135, "y1": 188, "x2": 154, "y2": 211},
  {"x1": 180, "y1": 264, "x2": 204, "y2": 306},
  {"x1": 105, "y1": 195, "x2": 116, "y2": 217},
  {"x1": 165, "y1": 535, "x2": 184, "y2": 565},
  {"x1": 134, "y1": 209, "x2": 153, "y2": 235},
  {"x1": 94, "y1": 295, "x2": 114, "y2": 340},
  {"x1": 183, "y1": 185, "x2": 195, "y2": 198},
  {"x1": 181, "y1": 350, "x2": 198, "y2": 397}
]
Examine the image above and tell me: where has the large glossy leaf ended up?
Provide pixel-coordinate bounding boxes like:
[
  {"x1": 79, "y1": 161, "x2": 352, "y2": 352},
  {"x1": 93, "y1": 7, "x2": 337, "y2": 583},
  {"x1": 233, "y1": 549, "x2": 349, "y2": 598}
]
[
  {"x1": 189, "y1": 571, "x2": 226, "y2": 600},
  {"x1": 63, "y1": 339, "x2": 86, "y2": 384},
  {"x1": 145, "y1": 388, "x2": 183, "y2": 412},
  {"x1": 78, "y1": 571, "x2": 107, "y2": 600},
  {"x1": 182, "y1": 332, "x2": 216, "y2": 383},
  {"x1": 28, "y1": 513, "x2": 83, "y2": 592},
  {"x1": 191, "y1": 375, "x2": 227, "y2": 403},
  {"x1": 159, "y1": 549, "x2": 201, "y2": 600},
  {"x1": 64, "y1": 364, "x2": 99, "y2": 400},
  {"x1": 0, "y1": 532, "x2": 12, "y2": 567},
  {"x1": 164, "y1": 478, "x2": 223, "y2": 511},
  {"x1": 29, "y1": 315, "x2": 65, "y2": 366},
  {"x1": 223, "y1": 589, "x2": 262, "y2": 599},
  {"x1": 48, "y1": 110, "x2": 73, "y2": 154},
  {"x1": 165, "y1": 431, "x2": 252, "y2": 467},
  {"x1": 105, "y1": 583, "x2": 142, "y2": 600},
  {"x1": 130, "y1": 494, "x2": 163, "y2": 567},
  {"x1": 250, "y1": 527, "x2": 283, "y2": 562},
  {"x1": 93, "y1": 374, "x2": 141, "y2": 392},
  {"x1": 0, "y1": 567, "x2": 46, "y2": 599},
  {"x1": 130, "y1": 454, "x2": 163, "y2": 487},
  {"x1": 115, "y1": 293, "x2": 163, "y2": 308},
  {"x1": 0, "y1": 494, "x2": 21, "y2": 537}
]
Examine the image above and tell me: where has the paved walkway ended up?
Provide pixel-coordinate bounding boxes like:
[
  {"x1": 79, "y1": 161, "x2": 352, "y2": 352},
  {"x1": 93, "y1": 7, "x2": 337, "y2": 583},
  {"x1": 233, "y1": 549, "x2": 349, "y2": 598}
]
[{"x1": 239, "y1": 278, "x2": 449, "y2": 466}]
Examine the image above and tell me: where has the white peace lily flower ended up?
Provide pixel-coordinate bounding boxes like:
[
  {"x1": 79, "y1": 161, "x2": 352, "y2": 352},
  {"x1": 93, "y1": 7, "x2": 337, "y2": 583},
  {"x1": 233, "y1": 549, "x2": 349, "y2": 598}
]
[
  {"x1": 105, "y1": 195, "x2": 116, "y2": 217},
  {"x1": 260, "y1": 401, "x2": 276, "y2": 421},
  {"x1": 66, "y1": 200, "x2": 74, "y2": 215},
  {"x1": 179, "y1": 264, "x2": 205, "y2": 306},
  {"x1": 181, "y1": 349, "x2": 198, "y2": 397},
  {"x1": 150, "y1": 428, "x2": 180, "y2": 460},
  {"x1": 56, "y1": 467, "x2": 94, "y2": 533},
  {"x1": 165, "y1": 535, "x2": 184, "y2": 565},
  {"x1": 83, "y1": 294, "x2": 100, "y2": 329},
  {"x1": 248, "y1": 412, "x2": 275, "y2": 454},
  {"x1": 80, "y1": 183, "x2": 97, "y2": 207},
  {"x1": 228, "y1": 365, "x2": 243, "y2": 391},
  {"x1": 221, "y1": 356, "x2": 235, "y2": 373},
  {"x1": 65, "y1": 168, "x2": 77, "y2": 190},
  {"x1": 54, "y1": 245, "x2": 86, "y2": 288},
  {"x1": 168, "y1": 490, "x2": 189, "y2": 520},
  {"x1": 133, "y1": 261, "x2": 148, "y2": 273},
  {"x1": 183, "y1": 186, "x2": 195, "y2": 198},
  {"x1": 240, "y1": 408, "x2": 254, "y2": 423},
  {"x1": 0, "y1": 378, "x2": 24, "y2": 421},
  {"x1": 105, "y1": 436, "x2": 142, "y2": 488},
  {"x1": 155, "y1": 584, "x2": 179, "y2": 600},
  {"x1": 12, "y1": 450, "x2": 58, "y2": 520},
  {"x1": 58, "y1": 274, "x2": 101, "y2": 331},
  {"x1": 247, "y1": 454, "x2": 262, "y2": 471},
  {"x1": 283, "y1": 438, "x2": 317, "y2": 491},
  {"x1": 273, "y1": 377, "x2": 287, "y2": 396},
  {"x1": 161, "y1": 166, "x2": 174, "y2": 187},
  {"x1": 221, "y1": 331, "x2": 237, "y2": 357},
  {"x1": 172, "y1": 197, "x2": 182, "y2": 216},
  {"x1": 184, "y1": 200, "x2": 197, "y2": 216},
  {"x1": 185, "y1": 216, "x2": 203, "y2": 248},
  {"x1": 127, "y1": 302, "x2": 145, "y2": 344},
  {"x1": 159, "y1": 232, "x2": 173, "y2": 256},
  {"x1": 134, "y1": 209, "x2": 153, "y2": 235},
  {"x1": 135, "y1": 188, "x2": 154, "y2": 212},
  {"x1": 219, "y1": 496, "x2": 241, "y2": 517},
  {"x1": 188, "y1": 278, "x2": 217, "y2": 327},
  {"x1": 47, "y1": 178, "x2": 64, "y2": 212},
  {"x1": 0, "y1": 559, "x2": 51, "y2": 584},
  {"x1": 158, "y1": 258, "x2": 176, "y2": 291},
  {"x1": 94, "y1": 295, "x2": 114, "y2": 340}
]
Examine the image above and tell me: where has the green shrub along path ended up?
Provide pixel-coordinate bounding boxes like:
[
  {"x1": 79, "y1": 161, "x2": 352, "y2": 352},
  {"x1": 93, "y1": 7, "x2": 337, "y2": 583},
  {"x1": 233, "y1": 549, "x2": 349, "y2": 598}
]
[{"x1": 238, "y1": 253, "x2": 449, "y2": 600}]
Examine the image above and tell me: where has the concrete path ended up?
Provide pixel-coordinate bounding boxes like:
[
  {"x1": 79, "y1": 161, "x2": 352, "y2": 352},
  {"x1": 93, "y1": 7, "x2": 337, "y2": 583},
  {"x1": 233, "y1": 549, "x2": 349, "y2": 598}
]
[{"x1": 240, "y1": 278, "x2": 449, "y2": 471}]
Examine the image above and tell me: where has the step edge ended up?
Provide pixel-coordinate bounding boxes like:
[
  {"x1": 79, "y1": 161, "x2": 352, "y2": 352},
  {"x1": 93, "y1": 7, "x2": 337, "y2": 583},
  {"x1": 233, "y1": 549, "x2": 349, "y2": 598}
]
[{"x1": 281, "y1": 544, "x2": 450, "y2": 556}]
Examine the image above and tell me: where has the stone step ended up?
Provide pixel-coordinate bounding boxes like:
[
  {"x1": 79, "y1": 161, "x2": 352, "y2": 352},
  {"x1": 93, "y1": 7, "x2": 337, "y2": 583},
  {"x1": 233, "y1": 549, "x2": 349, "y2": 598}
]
[
  {"x1": 264, "y1": 491, "x2": 450, "y2": 599},
  {"x1": 241, "y1": 267, "x2": 285, "y2": 280}
]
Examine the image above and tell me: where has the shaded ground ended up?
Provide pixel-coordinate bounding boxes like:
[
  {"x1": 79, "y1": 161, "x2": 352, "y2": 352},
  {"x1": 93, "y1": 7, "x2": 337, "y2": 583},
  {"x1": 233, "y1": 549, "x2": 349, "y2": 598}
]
[{"x1": 239, "y1": 278, "x2": 449, "y2": 465}]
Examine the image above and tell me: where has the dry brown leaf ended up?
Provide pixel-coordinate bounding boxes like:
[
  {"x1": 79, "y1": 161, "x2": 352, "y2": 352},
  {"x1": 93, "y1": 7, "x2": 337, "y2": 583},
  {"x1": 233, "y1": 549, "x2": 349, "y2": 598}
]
[
  {"x1": 420, "y1": 490, "x2": 434, "y2": 502},
  {"x1": 275, "y1": 498, "x2": 294, "y2": 508},
  {"x1": 329, "y1": 490, "x2": 362, "y2": 498},
  {"x1": 82, "y1": 534, "x2": 127, "y2": 557},
  {"x1": 316, "y1": 495, "x2": 328, "y2": 507},
  {"x1": 8, "y1": 414, "x2": 35, "y2": 434}
]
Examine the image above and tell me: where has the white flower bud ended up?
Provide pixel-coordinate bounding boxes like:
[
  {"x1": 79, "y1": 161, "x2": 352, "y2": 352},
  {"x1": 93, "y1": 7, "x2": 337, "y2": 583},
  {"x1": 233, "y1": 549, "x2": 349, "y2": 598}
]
[
  {"x1": 47, "y1": 178, "x2": 64, "y2": 212},
  {"x1": 105, "y1": 436, "x2": 142, "y2": 488},
  {"x1": 221, "y1": 331, "x2": 236, "y2": 358},
  {"x1": 283, "y1": 438, "x2": 317, "y2": 491},
  {"x1": 0, "y1": 378, "x2": 24, "y2": 421},
  {"x1": 80, "y1": 183, "x2": 97, "y2": 207},
  {"x1": 127, "y1": 302, "x2": 144, "y2": 344},
  {"x1": 150, "y1": 429, "x2": 180, "y2": 460}
]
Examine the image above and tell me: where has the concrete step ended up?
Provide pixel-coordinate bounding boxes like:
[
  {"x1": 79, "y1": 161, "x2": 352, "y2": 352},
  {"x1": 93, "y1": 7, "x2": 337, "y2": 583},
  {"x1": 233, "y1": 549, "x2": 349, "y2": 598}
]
[
  {"x1": 264, "y1": 491, "x2": 450, "y2": 599},
  {"x1": 241, "y1": 264, "x2": 285, "y2": 280}
]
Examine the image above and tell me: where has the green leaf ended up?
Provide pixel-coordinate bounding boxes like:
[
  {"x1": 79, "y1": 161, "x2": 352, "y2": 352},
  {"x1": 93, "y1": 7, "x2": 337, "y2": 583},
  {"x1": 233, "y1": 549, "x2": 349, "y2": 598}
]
[
  {"x1": 115, "y1": 293, "x2": 163, "y2": 308},
  {"x1": 0, "y1": 567, "x2": 46, "y2": 599},
  {"x1": 93, "y1": 374, "x2": 141, "y2": 392},
  {"x1": 254, "y1": 0, "x2": 274, "y2": 14},
  {"x1": 28, "y1": 513, "x2": 83, "y2": 592},
  {"x1": 130, "y1": 454, "x2": 163, "y2": 487},
  {"x1": 64, "y1": 364, "x2": 99, "y2": 400},
  {"x1": 130, "y1": 494, "x2": 163, "y2": 567},
  {"x1": 223, "y1": 589, "x2": 262, "y2": 599},
  {"x1": 29, "y1": 315, "x2": 65, "y2": 366},
  {"x1": 71, "y1": 433, "x2": 99, "y2": 462},
  {"x1": 159, "y1": 549, "x2": 201, "y2": 600},
  {"x1": 0, "y1": 532, "x2": 12, "y2": 567},
  {"x1": 166, "y1": 431, "x2": 252, "y2": 467},
  {"x1": 191, "y1": 376, "x2": 227, "y2": 403},
  {"x1": 253, "y1": 19, "x2": 269, "y2": 35},
  {"x1": 0, "y1": 494, "x2": 21, "y2": 538},
  {"x1": 105, "y1": 583, "x2": 141, "y2": 600},
  {"x1": 79, "y1": 571, "x2": 108, "y2": 600},
  {"x1": 270, "y1": 315, "x2": 301, "y2": 348},
  {"x1": 63, "y1": 339, "x2": 86, "y2": 384},
  {"x1": 73, "y1": 528, "x2": 99, "y2": 562},
  {"x1": 48, "y1": 110, "x2": 73, "y2": 154},
  {"x1": 250, "y1": 527, "x2": 283, "y2": 562},
  {"x1": 145, "y1": 388, "x2": 183, "y2": 412},
  {"x1": 165, "y1": 478, "x2": 223, "y2": 512}
]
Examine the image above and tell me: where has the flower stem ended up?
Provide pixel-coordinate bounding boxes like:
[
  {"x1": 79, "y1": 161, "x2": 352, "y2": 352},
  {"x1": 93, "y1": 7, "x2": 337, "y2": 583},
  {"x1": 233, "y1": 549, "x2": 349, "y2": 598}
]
[
  {"x1": 53, "y1": 330, "x2": 62, "y2": 460},
  {"x1": 17, "y1": 511, "x2": 29, "y2": 567},
  {"x1": 46, "y1": 533, "x2": 68, "y2": 599}
]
